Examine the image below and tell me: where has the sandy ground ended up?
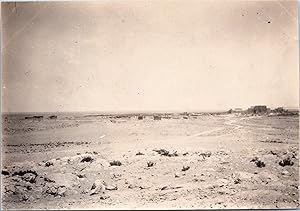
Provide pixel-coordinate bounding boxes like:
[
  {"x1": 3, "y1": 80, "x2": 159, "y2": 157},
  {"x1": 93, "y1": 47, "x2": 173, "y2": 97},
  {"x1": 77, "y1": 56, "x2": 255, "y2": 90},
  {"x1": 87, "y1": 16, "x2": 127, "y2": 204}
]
[{"x1": 1, "y1": 114, "x2": 299, "y2": 209}]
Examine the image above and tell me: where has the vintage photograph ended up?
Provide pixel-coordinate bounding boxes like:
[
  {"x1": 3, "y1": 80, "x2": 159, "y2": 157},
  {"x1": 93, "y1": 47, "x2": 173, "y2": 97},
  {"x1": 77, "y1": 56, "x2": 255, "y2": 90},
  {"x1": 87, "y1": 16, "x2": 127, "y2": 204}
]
[{"x1": 1, "y1": 0, "x2": 299, "y2": 209}]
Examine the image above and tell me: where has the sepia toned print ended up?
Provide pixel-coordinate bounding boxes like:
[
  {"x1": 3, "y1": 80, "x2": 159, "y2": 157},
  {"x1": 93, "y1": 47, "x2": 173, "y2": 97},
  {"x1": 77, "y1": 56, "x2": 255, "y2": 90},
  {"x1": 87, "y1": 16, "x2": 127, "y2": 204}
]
[{"x1": 1, "y1": 1, "x2": 299, "y2": 209}]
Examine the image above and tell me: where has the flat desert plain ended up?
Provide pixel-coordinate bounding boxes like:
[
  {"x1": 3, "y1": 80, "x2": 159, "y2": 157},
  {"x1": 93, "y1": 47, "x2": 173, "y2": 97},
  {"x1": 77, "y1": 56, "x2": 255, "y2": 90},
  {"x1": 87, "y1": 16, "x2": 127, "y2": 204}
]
[{"x1": 1, "y1": 113, "x2": 299, "y2": 209}]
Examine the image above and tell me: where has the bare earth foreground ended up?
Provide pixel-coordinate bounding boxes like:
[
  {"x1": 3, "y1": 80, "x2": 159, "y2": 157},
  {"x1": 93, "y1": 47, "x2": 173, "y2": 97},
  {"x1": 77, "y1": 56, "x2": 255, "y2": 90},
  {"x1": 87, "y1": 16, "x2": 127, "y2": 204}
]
[{"x1": 1, "y1": 114, "x2": 299, "y2": 209}]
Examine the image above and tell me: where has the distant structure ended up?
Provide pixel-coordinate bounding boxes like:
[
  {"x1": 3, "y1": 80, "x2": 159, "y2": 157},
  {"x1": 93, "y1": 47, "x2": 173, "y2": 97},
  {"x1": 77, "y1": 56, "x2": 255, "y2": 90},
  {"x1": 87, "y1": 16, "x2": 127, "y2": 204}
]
[
  {"x1": 247, "y1": 105, "x2": 268, "y2": 114},
  {"x1": 138, "y1": 116, "x2": 144, "y2": 120},
  {"x1": 25, "y1": 116, "x2": 44, "y2": 120},
  {"x1": 228, "y1": 108, "x2": 243, "y2": 114},
  {"x1": 232, "y1": 105, "x2": 300, "y2": 116},
  {"x1": 162, "y1": 113, "x2": 172, "y2": 119},
  {"x1": 153, "y1": 116, "x2": 161, "y2": 120},
  {"x1": 274, "y1": 107, "x2": 284, "y2": 113},
  {"x1": 270, "y1": 107, "x2": 299, "y2": 116},
  {"x1": 48, "y1": 115, "x2": 57, "y2": 120},
  {"x1": 233, "y1": 108, "x2": 243, "y2": 113}
]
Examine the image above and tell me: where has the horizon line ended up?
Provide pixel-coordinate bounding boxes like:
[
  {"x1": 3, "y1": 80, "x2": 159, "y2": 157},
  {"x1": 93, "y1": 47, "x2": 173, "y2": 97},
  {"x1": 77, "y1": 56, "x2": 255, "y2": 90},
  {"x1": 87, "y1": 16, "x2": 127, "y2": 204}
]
[{"x1": 2, "y1": 106, "x2": 299, "y2": 114}]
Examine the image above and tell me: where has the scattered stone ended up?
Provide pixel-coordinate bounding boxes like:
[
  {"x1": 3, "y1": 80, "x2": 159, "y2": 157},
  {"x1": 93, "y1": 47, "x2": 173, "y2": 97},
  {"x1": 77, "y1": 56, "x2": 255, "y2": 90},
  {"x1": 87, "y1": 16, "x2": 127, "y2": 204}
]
[
  {"x1": 81, "y1": 156, "x2": 94, "y2": 163},
  {"x1": 161, "y1": 185, "x2": 182, "y2": 190},
  {"x1": 250, "y1": 158, "x2": 265, "y2": 168},
  {"x1": 168, "y1": 151, "x2": 179, "y2": 157},
  {"x1": 216, "y1": 179, "x2": 229, "y2": 187},
  {"x1": 105, "y1": 185, "x2": 118, "y2": 191},
  {"x1": 269, "y1": 150, "x2": 279, "y2": 156},
  {"x1": 90, "y1": 180, "x2": 106, "y2": 195},
  {"x1": 128, "y1": 184, "x2": 134, "y2": 189},
  {"x1": 153, "y1": 149, "x2": 169, "y2": 155},
  {"x1": 110, "y1": 160, "x2": 122, "y2": 166},
  {"x1": 262, "y1": 139, "x2": 283, "y2": 144},
  {"x1": 45, "y1": 185, "x2": 59, "y2": 196},
  {"x1": 57, "y1": 186, "x2": 67, "y2": 197},
  {"x1": 76, "y1": 173, "x2": 86, "y2": 179},
  {"x1": 281, "y1": 170, "x2": 290, "y2": 176},
  {"x1": 234, "y1": 178, "x2": 241, "y2": 184},
  {"x1": 183, "y1": 152, "x2": 189, "y2": 156},
  {"x1": 175, "y1": 172, "x2": 180, "y2": 178},
  {"x1": 136, "y1": 152, "x2": 144, "y2": 156},
  {"x1": 220, "y1": 160, "x2": 230, "y2": 165},
  {"x1": 250, "y1": 157, "x2": 259, "y2": 162},
  {"x1": 80, "y1": 189, "x2": 89, "y2": 194},
  {"x1": 100, "y1": 195, "x2": 109, "y2": 200},
  {"x1": 4, "y1": 183, "x2": 16, "y2": 194},
  {"x1": 182, "y1": 166, "x2": 190, "y2": 171},
  {"x1": 279, "y1": 157, "x2": 294, "y2": 167},
  {"x1": 147, "y1": 161, "x2": 155, "y2": 167},
  {"x1": 112, "y1": 173, "x2": 122, "y2": 179},
  {"x1": 255, "y1": 160, "x2": 265, "y2": 168},
  {"x1": 12, "y1": 169, "x2": 38, "y2": 177},
  {"x1": 22, "y1": 194, "x2": 29, "y2": 201},
  {"x1": 139, "y1": 186, "x2": 149, "y2": 190},
  {"x1": 45, "y1": 161, "x2": 54, "y2": 167},
  {"x1": 11, "y1": 169, "x2": 38, "y2": 184},
  {"x1": 199, "y1": 152, "x2": 212, "y2": 158},
  {"x1": 22, "y1": 173, "x2": 37, "y2": 183},
  {"x1": 44, "y1": 177, "x2": 55, "y2": 183},
  {"x1": 161, "y1": 186, "x2": 168, "y2": 190},
  {"x1": 2, "y1": 170, "x2": 9, "y2": 176}
]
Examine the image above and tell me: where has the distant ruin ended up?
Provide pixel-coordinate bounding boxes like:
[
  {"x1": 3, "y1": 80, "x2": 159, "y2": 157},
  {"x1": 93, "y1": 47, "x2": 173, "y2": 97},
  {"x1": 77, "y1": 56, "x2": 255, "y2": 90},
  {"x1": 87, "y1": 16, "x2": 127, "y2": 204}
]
[
  {"x1": 248, "y1": 105, "x2": 269, "y2": 114},
  {"x1": 48, "y1": 115, "x2": 57, "y2": 120},
  {"x1": 154, "y1": 116, "x2": 161, "y2": 120},
  {"x1": 228, "y1": 105, "x2": 298, "y2": 116},
  {"x1": 25, "y1": 116, "x2": 44, "y2": 120}
]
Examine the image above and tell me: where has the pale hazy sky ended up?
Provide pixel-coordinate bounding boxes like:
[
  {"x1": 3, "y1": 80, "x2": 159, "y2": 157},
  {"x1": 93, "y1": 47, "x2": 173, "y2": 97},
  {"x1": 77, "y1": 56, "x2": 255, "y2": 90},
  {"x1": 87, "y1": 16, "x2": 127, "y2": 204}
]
[{"x1": 1, "y1": 0, "x2": 299, "y2": 112}]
